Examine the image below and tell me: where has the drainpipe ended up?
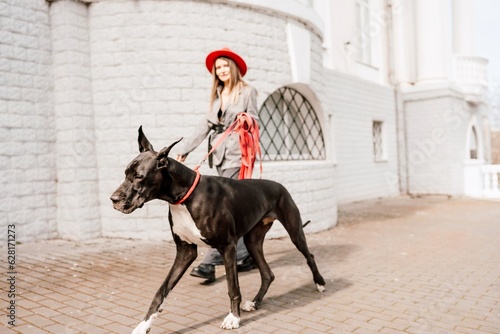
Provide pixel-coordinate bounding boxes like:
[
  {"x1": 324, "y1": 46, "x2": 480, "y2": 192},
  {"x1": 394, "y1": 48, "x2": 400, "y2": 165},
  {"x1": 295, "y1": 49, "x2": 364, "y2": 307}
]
[{"x1": 385, "y1": 0, "x2": 409, "y2": 195}]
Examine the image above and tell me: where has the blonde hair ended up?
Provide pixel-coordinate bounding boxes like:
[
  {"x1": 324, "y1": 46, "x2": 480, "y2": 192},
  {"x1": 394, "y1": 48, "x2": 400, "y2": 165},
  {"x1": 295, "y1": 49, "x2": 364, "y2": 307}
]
[{"x1": 209, "y1": 56, "x2": 247, "y2": 109}]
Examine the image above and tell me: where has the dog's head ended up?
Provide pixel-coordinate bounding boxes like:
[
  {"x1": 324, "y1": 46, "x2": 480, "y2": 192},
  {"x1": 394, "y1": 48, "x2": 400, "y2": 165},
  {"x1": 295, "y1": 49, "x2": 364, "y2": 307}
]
[{"x1": 110, "y1": 126, "x2": 181, "y2": 214}]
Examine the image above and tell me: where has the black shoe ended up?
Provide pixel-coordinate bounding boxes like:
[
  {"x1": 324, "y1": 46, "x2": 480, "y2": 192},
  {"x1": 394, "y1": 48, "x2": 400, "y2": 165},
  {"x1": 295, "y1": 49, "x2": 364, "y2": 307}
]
[
  {"x1": 237, "y1": 256, "x2": 257, "y2": 272},
  {"x1": 190, "y1": 264, "x2": 215, "y2": 282}
]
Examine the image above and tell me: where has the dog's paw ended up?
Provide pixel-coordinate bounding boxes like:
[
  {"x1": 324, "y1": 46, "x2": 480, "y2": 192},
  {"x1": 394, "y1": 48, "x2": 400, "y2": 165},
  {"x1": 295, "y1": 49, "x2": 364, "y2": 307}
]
[
  {"x1": 220, "y1": 312, "x2": 240, "y2": 329},
  {"x1": 241, "y1": 301, "x2": 256, "y2": 312},
  {"x1": 132, "y1": 313, "x2": 157, "y2": 334},
  {"x1": 131, "y1": 322, "x2": 150, "y2": 334},
  {"x1": 316, "y1": 284, "x2": 326, "y2": 293}
]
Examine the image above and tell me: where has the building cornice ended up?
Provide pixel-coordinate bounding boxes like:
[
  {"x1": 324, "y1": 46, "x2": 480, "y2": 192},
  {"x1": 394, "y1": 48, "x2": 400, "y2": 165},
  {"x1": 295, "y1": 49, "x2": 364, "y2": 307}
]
[{"x1": 46, "y1": 0, "x2": 324, "y2": 39}]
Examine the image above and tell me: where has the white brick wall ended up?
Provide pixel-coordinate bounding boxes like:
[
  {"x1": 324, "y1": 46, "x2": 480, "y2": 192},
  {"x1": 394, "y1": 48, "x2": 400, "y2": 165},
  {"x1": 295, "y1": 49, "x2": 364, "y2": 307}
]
[
  {"x1": 1, "y1": 0, "x2": 406, "y2": 242},
  {"x1": 0, "y1": 0, "x2": 404, "y2": 242},
  {"x1": 309, "y1": 32, "x2": 400, "y2": 203},
  {"x1": 404, "y1": 88, "x2": 482, "y2": 195},
  {"x1": 406, "y1": 96, "x2": 453, "y2": 194},
  {"x1": 320, "y1": 69, "x2": 400, "y2": 204},
  {"x1": 262, "y1": 161, "x2": 337, "y2": 238},
  {"x1": 91, "y1": 1, "x2": 321, "y2": 240},
  {"x1": 0, "y1": 0, "x2": 56, "y2": 242}
]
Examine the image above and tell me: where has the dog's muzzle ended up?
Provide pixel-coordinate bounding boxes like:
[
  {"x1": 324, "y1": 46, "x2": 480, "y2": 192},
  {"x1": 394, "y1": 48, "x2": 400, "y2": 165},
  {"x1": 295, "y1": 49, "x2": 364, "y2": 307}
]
[
  {"x1": 110, "y1": 192, "x2": 145, "y2": 214},
  {"x1": 110, "y1": 194, "x2": 126, "y2": 211}
]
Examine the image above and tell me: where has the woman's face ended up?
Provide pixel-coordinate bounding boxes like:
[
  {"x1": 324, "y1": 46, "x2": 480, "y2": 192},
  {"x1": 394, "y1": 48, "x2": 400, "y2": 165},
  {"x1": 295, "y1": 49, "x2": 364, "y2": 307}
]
[{"x1": 215, "y1": 58, "x2": 231, "y2": 85}]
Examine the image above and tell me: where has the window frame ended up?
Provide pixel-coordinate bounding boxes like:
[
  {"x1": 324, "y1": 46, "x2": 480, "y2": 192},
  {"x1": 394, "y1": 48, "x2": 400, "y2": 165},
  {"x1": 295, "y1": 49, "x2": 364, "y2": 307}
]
[
  {"x1": 372, "y1": 120, "x2": 387, "y2": 162},
  {"x1": 354, "y1": 0, "x2": 373, "y2": 66},
  {"x1": 258, "y1": 87, "x2": 326, "y2": 162}
]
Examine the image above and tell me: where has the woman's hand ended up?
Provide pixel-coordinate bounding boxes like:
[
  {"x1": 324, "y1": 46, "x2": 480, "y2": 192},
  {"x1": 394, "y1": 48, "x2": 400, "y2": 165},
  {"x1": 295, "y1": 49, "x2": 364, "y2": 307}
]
[{"x1": 176, "y1": 154, "x2": 187, "y2": 163}]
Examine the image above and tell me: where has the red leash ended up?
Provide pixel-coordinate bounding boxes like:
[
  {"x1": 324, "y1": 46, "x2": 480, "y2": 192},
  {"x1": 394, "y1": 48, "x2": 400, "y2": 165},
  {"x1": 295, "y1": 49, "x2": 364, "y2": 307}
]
[
  {"x1": 195, "y1": 113, "x2": 262, "y2": 180},
  {"x1": 236, "y1": 113, "x2": 262, "y2": 179},
  {"x1": 175, "y1": 114, "x2": 261, "y2": 205}
]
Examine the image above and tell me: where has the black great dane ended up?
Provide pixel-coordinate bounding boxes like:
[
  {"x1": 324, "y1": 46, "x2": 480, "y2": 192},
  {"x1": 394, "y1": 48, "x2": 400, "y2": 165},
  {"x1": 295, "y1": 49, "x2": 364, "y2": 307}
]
[{"x1": 110, "y1": 127, "x2": 325, "y2": 333}]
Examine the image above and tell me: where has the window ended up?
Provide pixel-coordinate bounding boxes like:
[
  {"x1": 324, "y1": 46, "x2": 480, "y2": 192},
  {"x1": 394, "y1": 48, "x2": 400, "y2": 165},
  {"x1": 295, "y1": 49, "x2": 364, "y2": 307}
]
[
  {"x1": 372, "y1": 120, "x2": 385, "y2": 161},
  {"x1": 469, "y1": 126, "x2": 478, "y2": 159},
  {"x1": 355, "y1": 0, "x2": 373, "y2": 65},
  {"x1": 259, "y1": 87, "x2": 325, "y2": 161}
]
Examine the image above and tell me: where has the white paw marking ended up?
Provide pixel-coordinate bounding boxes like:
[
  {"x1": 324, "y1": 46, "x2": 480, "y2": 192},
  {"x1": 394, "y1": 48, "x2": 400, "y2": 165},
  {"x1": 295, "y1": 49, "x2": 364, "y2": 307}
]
[
  {"x1": 132, "y1": 313, "x2": 157, "y2": 334},
  {"x1": 316, "y1": 284, "x2": 326, "y2": 293},
  {"x1": 242, "y1": 301, "x2": 256, "y2": 312},
  {"x1": 220, "y1": 312, "x2": 240, "y2": 329}
]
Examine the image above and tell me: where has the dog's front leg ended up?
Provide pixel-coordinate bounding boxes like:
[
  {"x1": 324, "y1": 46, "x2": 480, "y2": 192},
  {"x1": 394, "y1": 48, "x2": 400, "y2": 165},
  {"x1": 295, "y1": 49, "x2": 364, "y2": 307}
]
[
  {"x1": 219, "y1": 243, "x2": 241, "y2": 330},
  {"x1": 132, "y1": 242, "x2": 197, "y2": 334}
]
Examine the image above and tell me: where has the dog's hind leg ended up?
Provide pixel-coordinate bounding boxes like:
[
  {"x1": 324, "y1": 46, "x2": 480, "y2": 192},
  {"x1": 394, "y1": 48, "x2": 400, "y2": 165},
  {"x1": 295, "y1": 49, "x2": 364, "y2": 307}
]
[
  {"x1": 277, "y1": 196, "x2": 326, "y2": 292},
  {"x1": 241, "y1": 220, "x2": 275, "y2": 312},
  {"x1": 132, "y1": 241, "x2": 197, "y2": 334}
]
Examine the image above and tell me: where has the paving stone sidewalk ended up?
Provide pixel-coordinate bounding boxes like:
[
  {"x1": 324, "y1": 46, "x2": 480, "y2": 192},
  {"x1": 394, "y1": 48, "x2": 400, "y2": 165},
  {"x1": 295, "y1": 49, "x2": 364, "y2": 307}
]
[{"x1": 2, "y1": 196, "x2": 499, "y2": 333}]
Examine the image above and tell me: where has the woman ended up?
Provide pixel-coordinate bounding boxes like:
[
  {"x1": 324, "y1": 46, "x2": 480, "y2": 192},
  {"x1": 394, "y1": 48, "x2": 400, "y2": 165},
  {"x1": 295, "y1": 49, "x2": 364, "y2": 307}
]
[{"x1": 176, "y1": 47, "x2": 258, "y2": 282}]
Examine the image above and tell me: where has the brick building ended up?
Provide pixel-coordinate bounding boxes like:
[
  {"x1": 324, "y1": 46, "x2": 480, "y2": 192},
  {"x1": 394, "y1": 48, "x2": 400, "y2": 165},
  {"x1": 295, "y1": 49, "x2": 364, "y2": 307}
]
[{"x1": 1, "y1": 0, "x2": 496, "y2": 242}]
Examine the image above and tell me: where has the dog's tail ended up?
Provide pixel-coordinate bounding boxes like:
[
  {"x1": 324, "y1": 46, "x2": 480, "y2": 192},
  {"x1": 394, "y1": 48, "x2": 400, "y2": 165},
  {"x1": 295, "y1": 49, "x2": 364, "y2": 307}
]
[{"x1": 302, "y1": 220, "x2": 311, "y2": 228}]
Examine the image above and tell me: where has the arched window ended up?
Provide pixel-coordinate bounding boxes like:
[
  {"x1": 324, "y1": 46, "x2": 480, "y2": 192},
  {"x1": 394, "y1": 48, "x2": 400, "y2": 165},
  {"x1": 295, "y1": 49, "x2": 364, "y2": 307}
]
[{"x1": 258, "y1": 87, "x2": 325, "y2": 161}]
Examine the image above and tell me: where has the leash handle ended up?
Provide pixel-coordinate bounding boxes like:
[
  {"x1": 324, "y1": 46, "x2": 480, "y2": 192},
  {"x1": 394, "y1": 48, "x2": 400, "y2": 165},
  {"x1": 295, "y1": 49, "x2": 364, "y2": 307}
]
[{"x1": 237, "y1": 114, "x2": 262, "y2": 179}]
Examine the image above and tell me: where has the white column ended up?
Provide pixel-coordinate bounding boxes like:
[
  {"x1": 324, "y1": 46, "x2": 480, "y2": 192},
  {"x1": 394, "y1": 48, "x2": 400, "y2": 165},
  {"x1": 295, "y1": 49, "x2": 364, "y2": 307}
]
[
  {"x1": 415, "y1": 0, "x2": 447, "y2": 83},
  {"x1": 452, "y1": 0, "x2": 476, "y2": 55},
  {"x1": 390, "y1": 0, "x2": 411, "y2": 85},
  {"x1": 287, "y1": 22, "x2": 311, "y2": 84},
  {"x1": 51, "y1": 0, "x2": 101, "y2": 240}
]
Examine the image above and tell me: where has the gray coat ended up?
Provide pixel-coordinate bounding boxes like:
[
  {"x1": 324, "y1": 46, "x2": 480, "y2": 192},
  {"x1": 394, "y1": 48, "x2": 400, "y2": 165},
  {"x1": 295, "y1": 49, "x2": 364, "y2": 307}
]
[{"x1": 177, "y1": 84, "x2": 259, "y2": 170}]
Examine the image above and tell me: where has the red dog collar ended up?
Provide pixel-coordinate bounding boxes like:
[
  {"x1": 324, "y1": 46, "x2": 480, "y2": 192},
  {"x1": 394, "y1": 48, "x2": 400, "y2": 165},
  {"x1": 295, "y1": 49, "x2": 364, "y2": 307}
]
[{"x1": 174, "y1": 169, "x2": 201, "y2": 205}]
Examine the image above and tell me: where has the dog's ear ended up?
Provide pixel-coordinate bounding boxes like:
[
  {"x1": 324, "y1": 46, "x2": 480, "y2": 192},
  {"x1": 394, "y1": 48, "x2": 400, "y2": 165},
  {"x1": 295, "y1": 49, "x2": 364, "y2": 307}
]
[
  {"x1": 156, "y1": 138, "x2": 183, "y2": 169},
  {"x1": 138, "y1": 126, "x2": 154, "y2": 153}
]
